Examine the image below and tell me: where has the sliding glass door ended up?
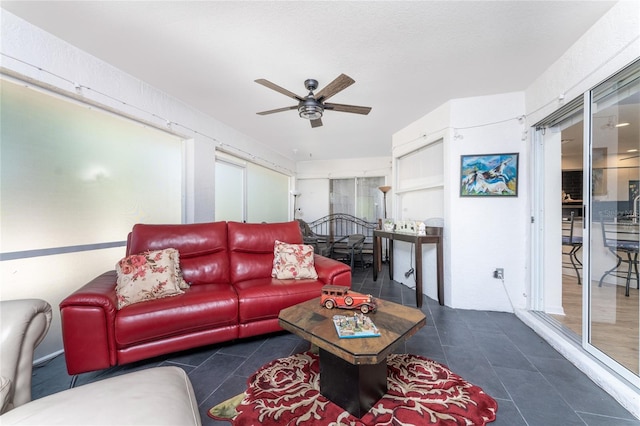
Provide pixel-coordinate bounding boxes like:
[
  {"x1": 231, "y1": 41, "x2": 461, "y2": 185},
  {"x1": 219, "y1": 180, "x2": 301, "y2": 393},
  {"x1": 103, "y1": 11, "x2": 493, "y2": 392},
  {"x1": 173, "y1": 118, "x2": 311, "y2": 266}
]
[{"x1": 587, "y1": 63, "x2": 640, "y2": 382}]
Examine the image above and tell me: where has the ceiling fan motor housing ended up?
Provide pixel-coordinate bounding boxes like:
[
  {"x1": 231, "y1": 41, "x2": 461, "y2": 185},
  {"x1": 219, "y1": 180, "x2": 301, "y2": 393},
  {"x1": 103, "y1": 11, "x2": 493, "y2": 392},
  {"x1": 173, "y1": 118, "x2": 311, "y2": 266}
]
[{"x1": 304, "y1": 79, "x2": 319, "y2": 92}]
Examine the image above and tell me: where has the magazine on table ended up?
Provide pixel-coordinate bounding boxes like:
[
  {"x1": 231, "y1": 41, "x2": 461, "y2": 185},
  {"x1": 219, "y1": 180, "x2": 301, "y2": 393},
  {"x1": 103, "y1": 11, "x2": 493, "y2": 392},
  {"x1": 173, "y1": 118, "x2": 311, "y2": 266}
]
[{"x1": 332, "y1": 313, "x2": 380, "y2": 338}]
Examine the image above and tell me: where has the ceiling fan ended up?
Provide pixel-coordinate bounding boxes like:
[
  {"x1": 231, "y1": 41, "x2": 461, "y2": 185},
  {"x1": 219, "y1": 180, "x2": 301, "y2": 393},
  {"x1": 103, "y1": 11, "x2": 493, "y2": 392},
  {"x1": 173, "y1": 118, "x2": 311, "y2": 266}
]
[{"x1": 255, "y1": 74, "x2": 371, "y2": 128}]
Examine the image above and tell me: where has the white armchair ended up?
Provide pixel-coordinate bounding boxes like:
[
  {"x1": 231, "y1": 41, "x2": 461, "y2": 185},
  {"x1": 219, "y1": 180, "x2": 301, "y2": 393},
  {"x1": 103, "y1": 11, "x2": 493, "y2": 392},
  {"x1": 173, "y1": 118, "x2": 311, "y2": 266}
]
[
  {"x1": 0, "y1": 299, "x2": 52, "y2": 414},
  {"x1": 0, "y1": 299, "x2": 201, "y2": 425}
]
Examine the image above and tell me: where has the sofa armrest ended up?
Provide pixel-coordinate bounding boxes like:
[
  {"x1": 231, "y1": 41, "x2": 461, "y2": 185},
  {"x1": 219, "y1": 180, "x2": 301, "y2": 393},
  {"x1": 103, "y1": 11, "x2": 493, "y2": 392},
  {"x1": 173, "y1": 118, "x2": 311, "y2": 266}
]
[
  {"x1": 0, "y1": 299, "x2": 52, "y2": 414},
  {"x1": 313, "y1": 255, "x2": 352, "y2": 286},
  {"x1": 59, "y1": 271, "x2": 119, "y2": 375}
]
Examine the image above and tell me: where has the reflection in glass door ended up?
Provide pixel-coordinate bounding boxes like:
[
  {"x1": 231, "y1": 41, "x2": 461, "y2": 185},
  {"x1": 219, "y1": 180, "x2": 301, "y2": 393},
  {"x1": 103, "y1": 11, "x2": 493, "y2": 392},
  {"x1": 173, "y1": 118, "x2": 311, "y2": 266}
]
[{"x1": 588, "y1": 62, "x2": 640, "y2": 382}]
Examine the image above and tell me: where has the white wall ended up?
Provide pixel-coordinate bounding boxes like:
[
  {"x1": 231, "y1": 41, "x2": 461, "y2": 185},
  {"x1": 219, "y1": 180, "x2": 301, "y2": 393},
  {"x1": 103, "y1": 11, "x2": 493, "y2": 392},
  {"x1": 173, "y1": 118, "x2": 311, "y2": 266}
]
[
  {"x1": 525, "y1": 1, "x2": 640, "y2": 125},
  {"x1": 296, "y1": 179, "x2": 330, "y2": 222},
  {"x1": 392, "y1": 93, "x2": 526, "y2": 311},
  {"x1": 448, "y1": 93, "x2": 528, "y2": 311},
  {"x1": 296, "y1": 157, "x2": 392, "y2": 180}
]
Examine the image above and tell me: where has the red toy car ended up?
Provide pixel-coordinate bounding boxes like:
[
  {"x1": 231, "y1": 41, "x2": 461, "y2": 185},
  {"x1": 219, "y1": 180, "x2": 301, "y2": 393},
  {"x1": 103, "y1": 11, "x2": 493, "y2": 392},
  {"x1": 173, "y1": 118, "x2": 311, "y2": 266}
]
[{"x1": 320, "y1": 285, "x2": 377, "y2": 314}]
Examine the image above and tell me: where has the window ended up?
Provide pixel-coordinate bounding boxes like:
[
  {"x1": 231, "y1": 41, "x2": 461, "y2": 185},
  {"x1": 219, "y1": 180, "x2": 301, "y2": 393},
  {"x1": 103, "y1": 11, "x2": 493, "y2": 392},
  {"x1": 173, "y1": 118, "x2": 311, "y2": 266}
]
[
  {"x1": 329, "y1": 177, "x2": 385, "y2": 222},
  {"x1": 215, "y1": 151, "x2": 289, "y2": 223},
  {"x1": 396, "y1": 140, "x2": 444, "y2": 220},
  {"x1": 0, "y1": 79, "x2": 183, "y2": 253}
]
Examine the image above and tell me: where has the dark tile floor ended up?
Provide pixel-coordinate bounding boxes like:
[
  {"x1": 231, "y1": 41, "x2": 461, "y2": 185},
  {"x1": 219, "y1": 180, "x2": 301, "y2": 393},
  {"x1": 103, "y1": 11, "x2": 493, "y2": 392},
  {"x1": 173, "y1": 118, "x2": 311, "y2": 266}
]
[{"x1": 32, "y1": 265, "x2": 639, "y2": 426}]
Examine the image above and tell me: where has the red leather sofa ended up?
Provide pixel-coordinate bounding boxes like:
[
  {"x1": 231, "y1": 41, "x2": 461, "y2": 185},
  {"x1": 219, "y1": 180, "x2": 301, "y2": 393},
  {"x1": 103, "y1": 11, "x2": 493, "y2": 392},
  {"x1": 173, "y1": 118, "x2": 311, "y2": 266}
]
[{"x1": 60, "y1": 221, "x2": 352, "y2": 375}]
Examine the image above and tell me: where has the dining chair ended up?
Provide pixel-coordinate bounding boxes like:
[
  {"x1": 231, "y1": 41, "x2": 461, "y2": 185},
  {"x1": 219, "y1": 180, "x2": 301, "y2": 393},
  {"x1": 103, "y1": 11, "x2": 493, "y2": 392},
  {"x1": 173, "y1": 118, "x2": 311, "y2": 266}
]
[
  {"x1": 297, "y1": 219, "x2": 331, "y2": 256},
  {"x1": 599, "y1": 218, "x2": 639, "y2": 297},
  {"x1": 562, "y1": 211, "x2": 583, "y2": 285},
  {"x1": 330, "y1": 234, "x2": 366, "y2": 270}
]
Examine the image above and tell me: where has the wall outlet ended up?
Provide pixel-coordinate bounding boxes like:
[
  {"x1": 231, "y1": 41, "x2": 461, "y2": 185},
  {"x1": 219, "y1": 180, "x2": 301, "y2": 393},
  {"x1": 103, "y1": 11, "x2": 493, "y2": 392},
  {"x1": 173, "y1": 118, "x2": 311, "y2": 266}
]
[{"x1": 493, "y1": 268, "x2": 504, "y2": 280}]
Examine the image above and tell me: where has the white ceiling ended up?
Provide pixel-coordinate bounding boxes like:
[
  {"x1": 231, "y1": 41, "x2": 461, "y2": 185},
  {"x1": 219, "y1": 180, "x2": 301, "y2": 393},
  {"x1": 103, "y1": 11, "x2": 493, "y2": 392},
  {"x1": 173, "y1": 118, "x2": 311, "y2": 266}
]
[{"x1": 2, "y1": 1, "x2": 617, "y2": 162}]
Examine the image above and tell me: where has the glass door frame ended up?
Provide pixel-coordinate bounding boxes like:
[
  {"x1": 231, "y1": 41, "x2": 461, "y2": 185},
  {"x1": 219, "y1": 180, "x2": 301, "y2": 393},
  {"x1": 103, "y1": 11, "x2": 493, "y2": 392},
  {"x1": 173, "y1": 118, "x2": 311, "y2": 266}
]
[
  {"x1": 531, "y1": 67, "x2": 640, "y2": 389},
  {"x1": 584, "y1": 80, "x2": 640, "y2": 387}
]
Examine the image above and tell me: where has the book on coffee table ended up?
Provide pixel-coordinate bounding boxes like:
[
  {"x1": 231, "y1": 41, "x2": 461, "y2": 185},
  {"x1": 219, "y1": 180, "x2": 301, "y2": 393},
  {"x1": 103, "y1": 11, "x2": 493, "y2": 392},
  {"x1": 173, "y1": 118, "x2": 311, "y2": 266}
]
[{"x1": 332, "y1": 313, "x2": 380, "y2": 338}]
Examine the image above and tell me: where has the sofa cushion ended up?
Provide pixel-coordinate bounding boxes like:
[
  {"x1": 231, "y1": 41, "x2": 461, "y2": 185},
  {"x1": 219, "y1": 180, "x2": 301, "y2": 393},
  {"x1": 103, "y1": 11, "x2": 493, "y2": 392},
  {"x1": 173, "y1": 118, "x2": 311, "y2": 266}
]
[
  {"x1": 127, "y1": 222, "x2": 229, "y2": 286},
  {"x1": 0, "y1": 367, "x2": 200, "y2": 426},
  {"x1": 234, "y1": 278, "x2": 325, "y2": 324},
  {"x1": 228, "y1": 221, "x2": 303, "y2": 284},
  {"x1": 271, "y1": 240, "x2": 318, "y2": 279},
  {"x1": 115, "y1": 249, "x2": 188, "y2": 309},
  {"x1": 115, "y1": 284, "x2": 238, "y2": 347}
]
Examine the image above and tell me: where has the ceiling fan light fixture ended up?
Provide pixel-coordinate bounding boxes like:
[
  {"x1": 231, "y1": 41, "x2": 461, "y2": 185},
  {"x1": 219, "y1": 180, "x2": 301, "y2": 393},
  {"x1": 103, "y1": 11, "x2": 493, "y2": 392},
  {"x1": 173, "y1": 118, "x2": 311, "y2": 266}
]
[{"x1": 298, "y1": 100, "x2": 323, "y2": 120}]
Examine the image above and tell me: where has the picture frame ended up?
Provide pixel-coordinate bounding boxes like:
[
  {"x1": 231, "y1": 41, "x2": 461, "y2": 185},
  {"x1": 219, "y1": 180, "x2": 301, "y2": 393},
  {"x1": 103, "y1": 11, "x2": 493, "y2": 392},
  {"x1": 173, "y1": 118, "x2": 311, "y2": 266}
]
[{"x1": 460, "y1": 153, "x2": 518, "y2": 197}]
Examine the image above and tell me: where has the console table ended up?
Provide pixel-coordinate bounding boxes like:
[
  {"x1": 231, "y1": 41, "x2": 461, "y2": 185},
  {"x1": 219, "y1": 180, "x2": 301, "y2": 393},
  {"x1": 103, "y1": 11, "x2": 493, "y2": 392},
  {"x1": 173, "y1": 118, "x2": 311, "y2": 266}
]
[{"x1": 373, "y1": 228, "x2": 444, "y2": 307}]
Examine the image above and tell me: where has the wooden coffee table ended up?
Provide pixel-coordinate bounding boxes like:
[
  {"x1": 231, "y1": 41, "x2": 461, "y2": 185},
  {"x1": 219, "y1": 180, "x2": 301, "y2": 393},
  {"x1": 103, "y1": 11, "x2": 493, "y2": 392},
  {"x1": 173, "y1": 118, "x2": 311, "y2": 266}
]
[{"x1": 278, "y1": 297, "x2": 426, "y2": 417}]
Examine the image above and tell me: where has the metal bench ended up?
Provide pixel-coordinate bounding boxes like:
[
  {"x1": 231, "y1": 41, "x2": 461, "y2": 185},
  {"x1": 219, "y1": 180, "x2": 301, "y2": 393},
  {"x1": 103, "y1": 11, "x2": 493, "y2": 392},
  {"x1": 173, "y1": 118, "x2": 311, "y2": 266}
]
[{"x1": 298, "y1": 214, "x2": 379, "y2": 266}]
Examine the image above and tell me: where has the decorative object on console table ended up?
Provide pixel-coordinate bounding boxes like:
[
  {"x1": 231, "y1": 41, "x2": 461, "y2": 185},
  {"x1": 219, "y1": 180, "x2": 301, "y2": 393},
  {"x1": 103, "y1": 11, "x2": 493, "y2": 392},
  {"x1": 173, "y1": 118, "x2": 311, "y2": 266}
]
[{"x1": 460, "y1": 152, "x2": 518, "y2": 197}]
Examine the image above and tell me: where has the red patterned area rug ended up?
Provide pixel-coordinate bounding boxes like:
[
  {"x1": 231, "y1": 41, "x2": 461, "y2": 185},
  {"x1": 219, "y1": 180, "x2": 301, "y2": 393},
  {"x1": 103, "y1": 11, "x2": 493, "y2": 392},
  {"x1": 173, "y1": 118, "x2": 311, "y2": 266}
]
[{"x1": 209, "y1": 351, "x2": 497, "y2": 425}]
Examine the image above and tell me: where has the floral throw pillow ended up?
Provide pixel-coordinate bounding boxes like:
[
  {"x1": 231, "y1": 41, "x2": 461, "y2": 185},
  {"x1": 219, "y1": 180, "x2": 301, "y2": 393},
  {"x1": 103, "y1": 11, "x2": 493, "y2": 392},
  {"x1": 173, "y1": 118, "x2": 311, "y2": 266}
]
[
  {"x1": 115, "y1": 248, "x2": 189, "y2": 310},
  {"x1": 271, "y1": 240, "x2": 318, "y2": 280}
]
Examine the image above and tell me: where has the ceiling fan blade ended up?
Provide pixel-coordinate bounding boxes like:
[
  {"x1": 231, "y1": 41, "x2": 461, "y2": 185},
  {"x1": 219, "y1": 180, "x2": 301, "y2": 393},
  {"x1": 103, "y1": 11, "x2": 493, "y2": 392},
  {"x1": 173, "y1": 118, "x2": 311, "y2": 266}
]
[
  {"x1": 324, "y1": 103, "x2": 371, "y2": 115},
  {"x1": 314, "y1": 74, "x2": 355, "y2": 102},
  {"x1": 310, "y1": 118, "x2": 323, "y2": 128},
  {"x1": 255, "y1": 79, "x2": 304, "y2": 101},
  {"x1": 257, "y1": 105, "x2": 297, "y2": 115}
]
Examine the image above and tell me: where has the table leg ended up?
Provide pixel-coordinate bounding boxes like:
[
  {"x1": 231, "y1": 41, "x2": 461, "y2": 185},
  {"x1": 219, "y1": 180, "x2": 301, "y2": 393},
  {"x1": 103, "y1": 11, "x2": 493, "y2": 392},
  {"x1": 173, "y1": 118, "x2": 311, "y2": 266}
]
[
  {"x1": 415, "y1": 242, "x2": 423, "y2": 308},
  {"x1": 388, "y1": 239, "x2": 394, "y2": 281},
  {"x1": 437, "y1": 238, "x2": 444, "y2": 306},
  {"x1": 377, "y1": 236, "x2": 383, "y2": 273},
  {"x1": 373, "y1": 236, "x2": 379, "y2": 281},
  {"x1": 319, "y1": 348, "x2": 387, "y2": 418}
]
